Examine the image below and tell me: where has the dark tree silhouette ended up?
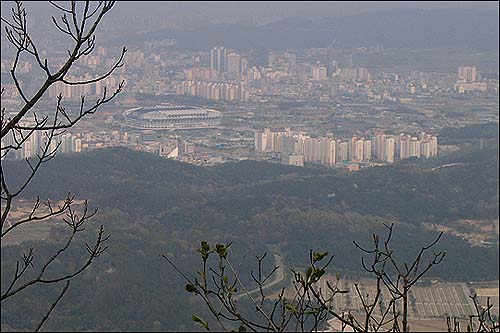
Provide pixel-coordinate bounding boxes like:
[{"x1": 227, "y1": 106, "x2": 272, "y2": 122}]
[{"x1": 1, "y1": 1, "x2": 125, "y2": 331}]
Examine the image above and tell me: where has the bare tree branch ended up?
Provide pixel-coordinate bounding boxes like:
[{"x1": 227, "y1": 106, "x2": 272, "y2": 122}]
[
  {"x1": 1, "y1": 1, "x2": 124, "y2": 329},
  {"x1": 34, "y1": 281, "x2": 71, "y2": 333}
]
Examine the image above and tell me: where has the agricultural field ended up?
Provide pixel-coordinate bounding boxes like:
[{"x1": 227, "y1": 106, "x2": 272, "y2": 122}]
[
  {"x1": 323, "y1": 277, "x2": 499, "y2": 331},
  {"x1": 410, "y1": 283, "x2": 473, "y2": 319},
  {"x1": 1, "y1": 198, "x2": 88, "y2": 246},
  {"x1": 321, "y1": 277, "x2": 483, "y2": 320}
]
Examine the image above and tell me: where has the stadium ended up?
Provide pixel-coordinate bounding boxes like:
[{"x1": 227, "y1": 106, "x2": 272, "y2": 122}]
[{"x1": 123, "y1": 105, "x2": 222, "y2": 130}]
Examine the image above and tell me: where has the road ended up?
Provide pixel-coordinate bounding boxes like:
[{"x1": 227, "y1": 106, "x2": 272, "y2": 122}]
[{"x1": 234, "y1": 253, "x2": 285, "y2": 301}]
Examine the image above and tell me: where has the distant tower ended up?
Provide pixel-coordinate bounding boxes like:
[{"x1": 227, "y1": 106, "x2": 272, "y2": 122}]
[
  {"x1": 480, "y1": 138, "x2": 483, "y2": 150},
  {"x1": 226, "y1": 52, "x2": 241, "y2": 76},
  {"x1": 210, "y1": 46, "x2": 227, "y2": 74}
]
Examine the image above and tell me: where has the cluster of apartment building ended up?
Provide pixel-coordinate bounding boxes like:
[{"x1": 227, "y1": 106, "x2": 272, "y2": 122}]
[
  {"x1": 210, "y1": 46, "x2": 249, "y2": 79},
  {"x1": 255, "y1": 128, "x2": 438, "y2": 167},
  {"x1": 2, "y1": 123, "x2": 205, "y2": 164},
  {"x1": 3, "y1": 39, "x2": 493, "y2": 104},
  {"x1": 48, "y1": 74, "x2": 126, "y2": 100},
  {"x1": 396, "y1": 132, "x2": 438, "y2": 159},
  {"x1": 2, "y1": 125, "x2": 82, "y2": 160},
  {"x1": 455, "y1": 66, "x2": 487, "y2": 94},
  {"x1": 175, "y1": 80, "x2": 250, "y2": 101},
  {"x1": 1, "y1": 121, "x2": 151, "y2": 161},
  {"x1": 172, "y1": 46, "x2": 252, "y2": 102}
]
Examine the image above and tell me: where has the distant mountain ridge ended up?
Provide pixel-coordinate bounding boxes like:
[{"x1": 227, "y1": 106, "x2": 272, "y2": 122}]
[{"x1": 137, "y1": 8, "x2": 499, "y2": 51}]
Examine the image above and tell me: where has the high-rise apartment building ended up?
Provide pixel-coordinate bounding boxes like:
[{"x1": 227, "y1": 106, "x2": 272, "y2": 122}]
[
  {"x1": 311, "y1": 65, "x2": 328, "y2": 81},
  {"x1": 281, "y1": 135, "x2": 297, "y2": 156},
  {"x1": 458, "y1": 66, "x2": 477, "y2": 82},
  {"x1": 409, "y1": 137, "x2": 420, "y2": 157},
  {"x1": 421, "y1": 141, "x2": 431, "y2": 158},
  {"x1": 384, "y1": 136, "x2": 395, "y2": 163},
  {"x1": 399, "y1": 135, "x2": 411, "y2": 159},
  {"x1": 226, "y1": 52, "x2": 241, "y2": 76},
  {"x1": 254, "y1": 128, "x2": 290, "y2": 153},
  {"x1": 374, "y1": 133, "x2": 385, "y2": 161},
  {"x1": 255, "y1": 129, "x2": 436, "y2": 167},
  {"x1": 319, "y1": 138, "x2": 336, "y2": 166},
  {"x1": 304, "y1": 138, "x2": 318, "y2": 163},
  {"x1": 418, "y1": 131, "x2": 426, "y2": 141},
  {"x1": 240, "y1": 58, "x2": 248, "y2": 75},
  {"x1": 337, "y1": 141, "x2": 350, "y2": 162},
  {"x1": 429, "y1": 136, "x2": 438, "y2": 156},
  {"x1": 255, "y1": 130, "x2": 267, "y2": 152},
  {"x1": 350, "y1": 137, "x2": 364, "y2": 162},
  {"x1": 420, "y1": 136, "x2": 436, "y2": 158},
  {"x1": 363, "y1": 140, "x2": 372, "y2": 161}
]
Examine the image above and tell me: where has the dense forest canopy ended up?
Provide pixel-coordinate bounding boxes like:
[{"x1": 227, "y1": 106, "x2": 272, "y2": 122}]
[{"x1": 1, "y1": 123, "x2": 498, "y2": 331}]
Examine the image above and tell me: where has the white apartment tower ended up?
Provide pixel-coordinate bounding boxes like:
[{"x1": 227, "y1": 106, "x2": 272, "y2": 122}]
[
  {"x1": 384, "y1": 136, "x2": 395, "y2": 163},
  {"x1": 409, "y1": 137, "x2": 420, "y2": 157},
  {"x1": 337, "y1": 141, "x2": 350, "y2": 162},
  {"x1": 363, "y1": 140, "x2": 372, "y2": 161}
]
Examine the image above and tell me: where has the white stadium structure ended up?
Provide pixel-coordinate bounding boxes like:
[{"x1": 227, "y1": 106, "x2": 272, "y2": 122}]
[{"x1": 123, "y1": 105, "x2": 222, "y2": 130}]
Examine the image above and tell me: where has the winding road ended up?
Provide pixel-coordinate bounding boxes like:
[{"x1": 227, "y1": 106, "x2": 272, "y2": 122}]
[{"x1": 234, "y1": 253, "x2": 285, "y2": 301}]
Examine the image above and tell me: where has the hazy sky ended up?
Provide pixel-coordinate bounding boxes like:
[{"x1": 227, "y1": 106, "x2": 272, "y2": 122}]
[
  {"x1": 2, "y1": 1, "x2": 498, "y2": 53},
  {"x1": 108, "y1": 2, "x2": 499, "y2": 22},
  {"x1": 10, "y1": 1, "x2": 499, "y2": 22}
]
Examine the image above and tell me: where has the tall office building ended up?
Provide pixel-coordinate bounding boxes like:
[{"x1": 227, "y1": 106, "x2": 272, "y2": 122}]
[{"x1": 211, "y1": 46, "x2": 227, "y2": 74}]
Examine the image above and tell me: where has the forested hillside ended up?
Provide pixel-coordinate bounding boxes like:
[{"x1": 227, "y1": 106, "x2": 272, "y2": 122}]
[{"x1": 1, "y1": 128, "x2": 498, "y2": 331}]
